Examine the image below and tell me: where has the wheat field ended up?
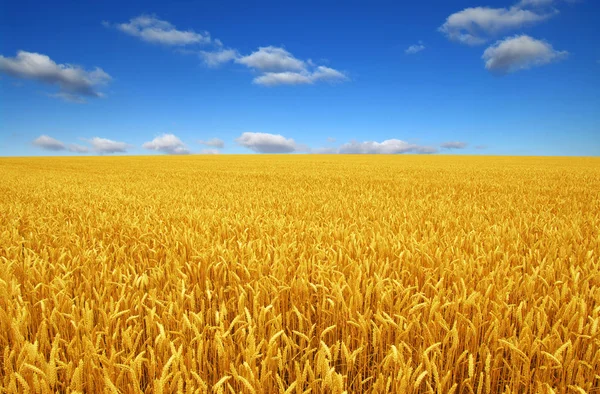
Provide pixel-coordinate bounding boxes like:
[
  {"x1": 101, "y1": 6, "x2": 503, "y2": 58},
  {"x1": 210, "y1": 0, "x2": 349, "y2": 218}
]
[{"x1": 0, "y1": 155, "x2": 599, "y2": 393}]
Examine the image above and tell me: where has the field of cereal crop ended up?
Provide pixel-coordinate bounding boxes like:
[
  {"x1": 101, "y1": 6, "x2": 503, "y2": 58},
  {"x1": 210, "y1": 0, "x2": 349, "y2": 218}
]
[{"x1": 1, "y1": 155, "x2": 599, "y2": 393}]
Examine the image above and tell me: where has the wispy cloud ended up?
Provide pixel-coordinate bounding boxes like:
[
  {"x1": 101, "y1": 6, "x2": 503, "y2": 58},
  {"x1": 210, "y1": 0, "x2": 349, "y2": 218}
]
[
  {"x1": 199, "y1": 148, "x2": 220, "y2": 154},
  {"x1": 441, "y1": 141, "x2": 468, "y2": 149},
  {"x1": 338, "y1": 139, "x2": 437, "y2": 154},
  {"x1": 483, "y1": 35, "x2": 567, "y2": 73},
  {"x1": 109, "y1": 15, "x2": 211, "y2": 46},
  {"x1": 0, "y1": 51, "x2": 111, "y2": 101},
  {"x1": 253, "y1": 66, "x2": 347, "y2": 86},
  {"x1": 68, "y1": 143, "x2": 89, "y2": 153},
  {"x1": 198, "y1": 138, "x2": 225, "y2": 148},
  {"x1": 142, "y1": 133, "x2": 190, "y2": 154},
  {"x1": 405, "y1": 41, "x2": 425, "y2": 54},
  {"x1": 439, "y1": 2, "x2": 556, "y2": 45},
  {"x1": 200, "y1": 49, "x2": 239, "y2": 67}
]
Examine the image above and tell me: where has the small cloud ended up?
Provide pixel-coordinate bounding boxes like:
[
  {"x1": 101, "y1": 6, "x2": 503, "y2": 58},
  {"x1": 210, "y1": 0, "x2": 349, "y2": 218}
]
[
  {"x1": 439, "y1": 5, "x2": 555, "y2": 45},
  {"x1": 0, "y1": 51, "x2": 111, "y2": 101},
  {"x1": 327, "y1": 137, "x2": 336, "y2": 143},
  {"x1": 415, "y1": 146, "x2": 439, "y2": 154},
  {"x1": 68, "y1": 143, "x2": 89, "y2": 153},
  {"x1": 482, "y1": 35, "x2": 567, "y2": 73},
  {"x1": 198, "y1": 138, "x2": 225, "y2": 148},
  {"x1": 109, "y1": 14, "x2": 210, "y2": 46},
  {"x1": 312, "y1": 147, "x2": 339, "y2": 154},
  {"x1": 90, "y1": 137, "x2": 129, "y2": 153},
  {"x1": 32, "y1": 135, "x2": 65, "y2": 151},
  {"x1": 338, "y1": 139, "x2": 437, "y2": 154},
  {"x1": 236, "y1": 132, "x2": 302, "y2": 153},
  {"x1": 253, "y1": 72, "x2": 312, "y2": 86},
  {"x1": 48, "y1": 92, "x2": 88, "y2": 103},
  {"x1": 405, "y1": 41, "x2": 425, "y2": 54},
  {"x1": 142, "y1": 133, "x2": 190, "y2": 154},
  {"x1": 199, "y1": 148, "x2": 220, "y2": 154},
  {"x1": 236, "y1": 46, "x2": 306, "y2": 72},
  {"x1": 441, "y1": 141, "x2": 468, "y2": 149},
  {"x1": 253, "y1": 66, "x2": 347, "y2": 86},
  {"x1": 311, "y1": 66, "x2": 348, "y2": 83},
  {"x1": 200, "y1": 49, "x2": 239, "y2": 67},
  {"x1": 475, "y1": 144, "x2": 488, "y2": 149}
]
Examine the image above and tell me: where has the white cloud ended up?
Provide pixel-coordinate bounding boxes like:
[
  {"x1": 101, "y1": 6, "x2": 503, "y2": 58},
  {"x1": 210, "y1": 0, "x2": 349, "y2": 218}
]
[
  {"x1": 439, "y1": 5, "x2": 554, "y2": 45},
  {"x1": 200, "y1": 49, "x2": 239, "y2": 67},
  {"x1": 253, "y1": 72, "x2": 313, "y2": 86},
  {"x1": 441, "y1": 141, "x2": 468, "y2": 149},
  {"x1": 0, "y1": 51, "x2": 111, "y2": 100},
  {"x1": 338, "y1": 139, "x2": 437, "y2": 154},
  {"x1": 482, "y1": 35, "x2": 567, "y2": 73},
  {"x1": 199, "y1": 148, "x2": 220, "y2": 154},
  {"x1": 33, "y1": 135, "x2": 66, "y2": 151},
  {"x1": 236, "y1": 46, "x2": 306, "y2": 72},
  {"x1": 327, "y1": 137, "x2": 336, "y2": 143},
  {"x1": 90, "y1": 137, "x2": 129, "y2": 153},
  {"x1": 113, "y1": 15, "x2": 210, "y2": 46},
  {"x1": 311, "y1": 66, "x2": 348, "y2": 82},
  {"x1": 142, "y1": 133, "x2": 190, "y2": 154},
  {"x1": 236, "y1": 132, "x2": 302, "y2": 153},
  {"x1": 405, "y1": 42, "x2": 425, "y2": 54},
  {"x1": 253, "y1": 66, "x2": 347, "y2": 86},
  {"x1": 195, "y1": 43, "x2": 348, "y2": 86},
  {"x1": 198, "y1": 138, "x2": 225, "y2": 148},
  {"x1": 32, "y1": 135, "x2": 90, "y2": 153},
  {"x1": 68, "y1": 144, "x2": 89, "y2": 153},
  {"x1": 312, "y1": 147, "x2": 339, "y2": 154}
]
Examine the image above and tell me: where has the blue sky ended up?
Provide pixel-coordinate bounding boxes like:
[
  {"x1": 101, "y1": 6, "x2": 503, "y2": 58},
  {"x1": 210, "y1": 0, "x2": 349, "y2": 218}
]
[{"x1": 1, "y1": 0, "x2": 598, "y2": 156}]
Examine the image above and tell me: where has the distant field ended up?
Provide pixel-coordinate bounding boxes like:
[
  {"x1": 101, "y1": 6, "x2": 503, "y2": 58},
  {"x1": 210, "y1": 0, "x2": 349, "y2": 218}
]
[{"x1": 1, "y1": 155, "x2": 599, "y2": 393}]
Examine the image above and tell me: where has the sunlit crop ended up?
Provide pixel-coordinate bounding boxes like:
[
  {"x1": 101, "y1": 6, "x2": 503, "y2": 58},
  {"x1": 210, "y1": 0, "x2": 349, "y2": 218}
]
[{"x1": 1, "y1": 155, "x2": 599, "y2": 393}]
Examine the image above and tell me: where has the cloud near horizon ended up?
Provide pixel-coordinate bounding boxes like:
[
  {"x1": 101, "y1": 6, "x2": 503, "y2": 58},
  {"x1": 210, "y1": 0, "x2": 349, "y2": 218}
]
[
  {"x1": 32, "y1": 135, "x2": 126, "y2": 153},
  {"x1": 0, "y1": 51, "x2": 111, "y2": 102},
  {"x1": 236, "y1": 132, "x2": 306, "y2": 153},
  {"x1": 441, "y1": 141, "x2": 468, "y2": 149},
  {"x1": 338, "y1": 139, "x2": 438, "y2": 154},
  {"x1": 143, "y1": 133, "x2": 190, "y2": 154},
  {"x1": 30, "y1": 133, "x2": 474, "y2": 155},
  {"x1": 90, "y1": 137, "x2": 129, "y2": 153},
  {"x1": 199, "y1": 148, "x2": 220, "y2": 154},
  {"x1": 32, "y1": 135, "x2": 66, "y2": 151}
]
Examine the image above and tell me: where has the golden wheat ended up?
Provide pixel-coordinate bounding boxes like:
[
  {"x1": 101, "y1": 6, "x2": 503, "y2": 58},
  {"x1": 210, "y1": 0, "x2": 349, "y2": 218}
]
[{"x1": 1, "y1": 154, "x2": 599, "y2": 393}]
